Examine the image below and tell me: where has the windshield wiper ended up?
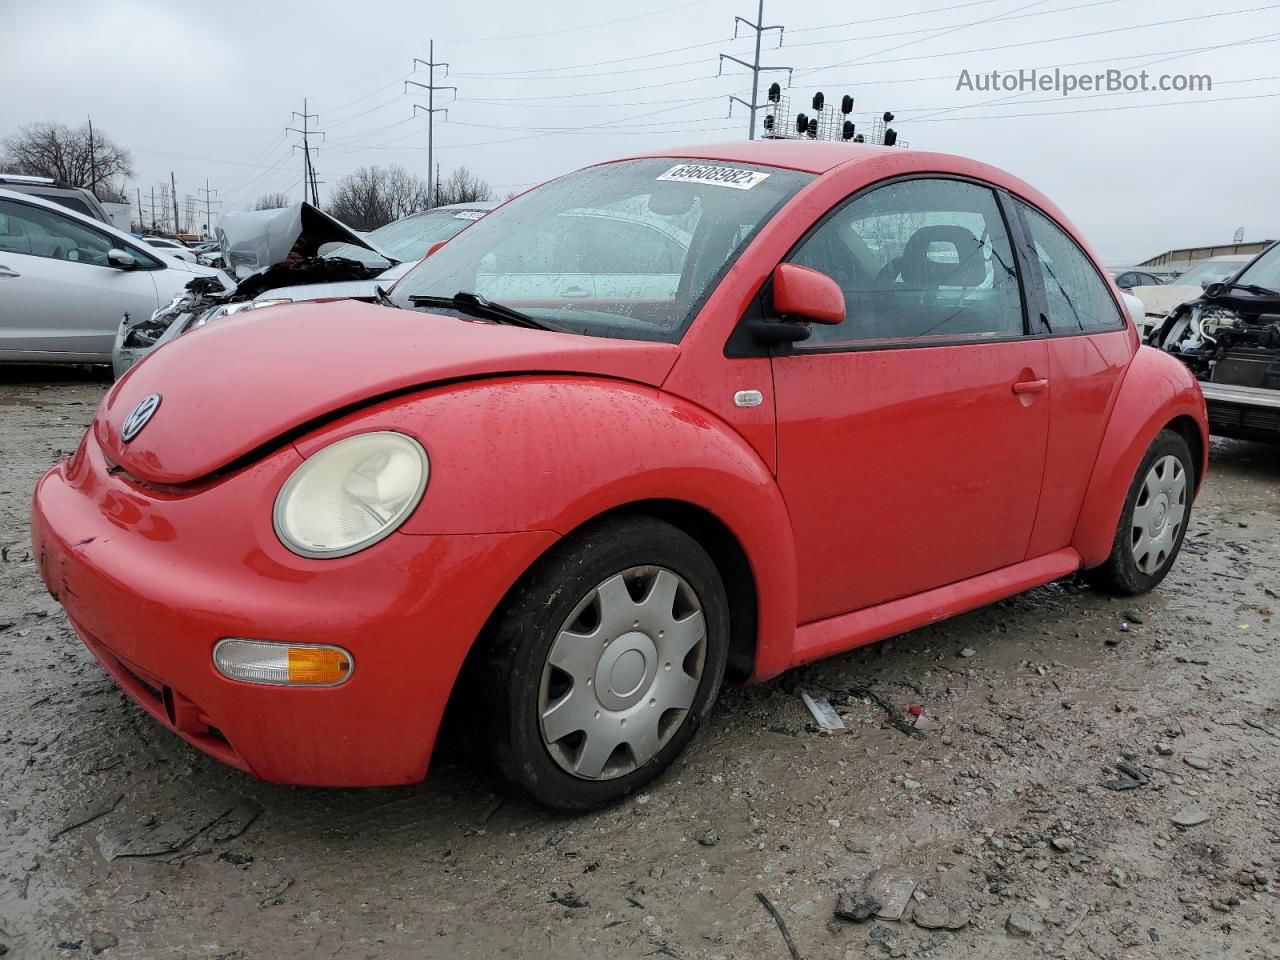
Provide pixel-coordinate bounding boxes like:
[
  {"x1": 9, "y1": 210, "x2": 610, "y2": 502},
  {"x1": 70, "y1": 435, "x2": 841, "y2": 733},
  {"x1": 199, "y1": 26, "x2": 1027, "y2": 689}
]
[
  {"x1": 1215, "y1": 280, "x2": 1280, "y2": 297},
  {"x1": 408, "y1": 291, "x2": 557, "y2": 331},
  {"x1": 373, "y1": 284, "x2": 395, "y2": 307}
]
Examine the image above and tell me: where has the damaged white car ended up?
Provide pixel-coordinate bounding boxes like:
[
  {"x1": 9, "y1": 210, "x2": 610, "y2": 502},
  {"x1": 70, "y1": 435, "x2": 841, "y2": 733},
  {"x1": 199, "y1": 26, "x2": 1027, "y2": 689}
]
[{"x1": 1148, "y1": 241, "x2": 1280, "y2": 440}]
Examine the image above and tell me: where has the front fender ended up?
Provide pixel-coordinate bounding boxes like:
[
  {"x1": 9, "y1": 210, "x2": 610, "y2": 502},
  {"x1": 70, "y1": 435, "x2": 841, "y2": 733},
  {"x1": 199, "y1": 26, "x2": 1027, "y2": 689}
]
[
  {"x1": 1072, "y1": 347, "x2": 1208, "y2": 568},
  {"x1": 294, "y1": 375, "x2": 799, "y2": 682}
]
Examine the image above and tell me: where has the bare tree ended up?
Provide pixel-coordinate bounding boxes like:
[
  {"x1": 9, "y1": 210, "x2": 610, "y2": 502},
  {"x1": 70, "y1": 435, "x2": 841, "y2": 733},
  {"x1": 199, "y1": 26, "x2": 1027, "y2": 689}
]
[
  {"x1": 326, "y1": 165, "x2": 431, "y2": 230},
  {"x1": 1, "y1": 121, "x2": 134, "y2": 201},
  {"x1": 435, "y1": 166, "x2": 492, "y2": 206},
  {"x1": 254, "y1": 192, "x2": 291, "y2": 210}
]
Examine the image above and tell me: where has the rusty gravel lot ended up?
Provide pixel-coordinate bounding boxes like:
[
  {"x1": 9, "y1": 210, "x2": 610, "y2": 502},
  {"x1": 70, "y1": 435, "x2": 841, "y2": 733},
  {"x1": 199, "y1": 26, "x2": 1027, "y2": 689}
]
[{"x1": 1, "y1": 365, "x2": 1278, "y2": 960}]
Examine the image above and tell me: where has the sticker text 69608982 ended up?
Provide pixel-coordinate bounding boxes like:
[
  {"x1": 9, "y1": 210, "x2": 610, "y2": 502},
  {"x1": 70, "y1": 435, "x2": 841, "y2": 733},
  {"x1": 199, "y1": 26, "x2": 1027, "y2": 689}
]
[{"x1": 655, "y1": 163, "x2": 771, "y2": 190}]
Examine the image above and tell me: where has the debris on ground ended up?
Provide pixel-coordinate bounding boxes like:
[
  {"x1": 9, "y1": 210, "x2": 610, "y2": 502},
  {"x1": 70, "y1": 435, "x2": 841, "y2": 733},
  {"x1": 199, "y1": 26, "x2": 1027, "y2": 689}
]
[
  {"x1": 1102, "y1": 761, "x2": 1151, "y2": 790},
  {"x1": 1171, "y1": 805, "x2": 1212, "y2": 827},
  {"x1": 800, "y1": 691, "x2": 846, "y2": 734},
  {"x1": 846, "y1": 687, "x2": 928, "y2": 741},
  {"x1": 756, "y1": 891, "x2": 802, "y2": 960},
  {"x1": 865, "y1": 871, "x2": 918, "y2": 921}
]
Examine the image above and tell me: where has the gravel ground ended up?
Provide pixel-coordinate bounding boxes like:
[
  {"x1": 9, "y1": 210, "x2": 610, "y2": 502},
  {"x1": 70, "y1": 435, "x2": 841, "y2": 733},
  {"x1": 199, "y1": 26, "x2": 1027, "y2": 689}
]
[{"x1": 1, "y1": 365, "x2": 1278, "y2": 960}]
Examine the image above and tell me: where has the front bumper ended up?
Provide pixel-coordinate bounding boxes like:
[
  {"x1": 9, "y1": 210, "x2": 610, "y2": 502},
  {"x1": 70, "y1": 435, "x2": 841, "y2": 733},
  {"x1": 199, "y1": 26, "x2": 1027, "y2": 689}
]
[
  {"x1": 32, "y1": 432, "x2": 555, "y2": 786},
  {"x1": 1200, "y1": 381, "x2": 1280, "y2": 440}
]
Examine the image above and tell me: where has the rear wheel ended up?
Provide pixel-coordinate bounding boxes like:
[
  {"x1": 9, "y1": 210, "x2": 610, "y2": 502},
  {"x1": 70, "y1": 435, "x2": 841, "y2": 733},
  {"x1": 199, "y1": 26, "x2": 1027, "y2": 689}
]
[
  {"x1": 1085, "y1": 429, "x2": 1194, "y2": 595},
  {"x1": 478, "y1": 516, "x2": 729, "y2": 811}
]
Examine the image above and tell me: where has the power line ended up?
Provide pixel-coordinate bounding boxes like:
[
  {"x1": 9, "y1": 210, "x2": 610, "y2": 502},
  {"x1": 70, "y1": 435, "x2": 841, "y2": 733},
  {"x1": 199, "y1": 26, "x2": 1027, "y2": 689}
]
[
  {"x1": 436, "y1": 0, "x2": 718, "y2": 43},
  {"x1": 904, "y1": 88, "x2": 1280, "y2": 122},
  {"x1": 905, "y1": 28, "x2": 1280, "y2": 123},
  {"x1": 795, "y1": 1, "x2": 1280, "y2": 77}
]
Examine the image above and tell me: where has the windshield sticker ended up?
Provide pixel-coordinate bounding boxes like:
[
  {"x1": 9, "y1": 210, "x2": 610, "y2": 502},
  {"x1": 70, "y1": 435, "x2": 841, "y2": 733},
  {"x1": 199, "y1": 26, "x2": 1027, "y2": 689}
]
[
  {"x1": 453, "y1": 210, "x2": 485, "y2": 220},
  {"x1": 656, "y1": 163, "x2": 770, "y2": 190}
]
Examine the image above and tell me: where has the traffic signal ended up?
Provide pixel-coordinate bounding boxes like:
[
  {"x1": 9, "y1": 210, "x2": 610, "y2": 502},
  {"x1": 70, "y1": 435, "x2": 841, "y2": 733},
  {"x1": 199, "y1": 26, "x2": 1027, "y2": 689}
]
[
  {"x1": 884, "y1": 128, "x2": 898, "y2": 146},
  {"x1": 812, "y1": 92, "x2": 824, "y2": 111},
  {"x1": 768, "y1": 82, "x2": 781, "y2": 103},
  {"x1": 842, "y1": 120, "x2": 855, "y2": 140},
  {"x1": 841, "y1": 94, "x2": 854, "y2": 114}
]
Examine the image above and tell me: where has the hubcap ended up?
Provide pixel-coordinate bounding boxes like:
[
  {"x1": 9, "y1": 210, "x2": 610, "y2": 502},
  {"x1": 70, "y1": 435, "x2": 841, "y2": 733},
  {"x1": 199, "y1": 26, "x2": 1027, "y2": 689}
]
[
  {"x1": 1131, "y1": 454, "x2": 1187, "y2": 575},
  {"x1": 538, "y1": 566, "x2": 706, "y2": 781}
]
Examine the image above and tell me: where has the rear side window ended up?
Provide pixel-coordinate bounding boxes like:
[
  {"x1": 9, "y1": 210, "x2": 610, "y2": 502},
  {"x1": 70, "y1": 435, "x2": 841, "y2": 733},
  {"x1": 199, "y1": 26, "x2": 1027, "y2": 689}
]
[
  {"x1": 1019, "y1": 203, "x2": 1124, "y2": 333},
  {"x1": 789, "y1": 177, "x2": 1025, "y2": 346}
]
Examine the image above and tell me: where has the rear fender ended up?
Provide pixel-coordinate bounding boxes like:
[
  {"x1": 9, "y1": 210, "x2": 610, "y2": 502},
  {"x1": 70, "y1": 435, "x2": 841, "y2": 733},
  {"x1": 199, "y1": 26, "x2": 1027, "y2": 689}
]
[
  {"x1": 1072, "y1": 346, "x2": 1208, "y2": 568},
  {"x1": 294, "y1": 375, "x2": 799, "y2": 682}
]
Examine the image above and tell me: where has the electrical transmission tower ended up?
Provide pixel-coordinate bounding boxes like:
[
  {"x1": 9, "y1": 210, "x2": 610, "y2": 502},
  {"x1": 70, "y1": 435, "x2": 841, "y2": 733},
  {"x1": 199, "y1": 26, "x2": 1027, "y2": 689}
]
[
  {"x1": 287, "y1": 99, "x2": 324, "y2": 206},
  {"x1": 405, "y1": 40, "x2": 456, "y2": 208},
  {"x1": 198, "y1": 180, "x2": 221, "y2": 238},
  {"x1": 719, "y1": 0, "x2": 790, "y2": 140}
]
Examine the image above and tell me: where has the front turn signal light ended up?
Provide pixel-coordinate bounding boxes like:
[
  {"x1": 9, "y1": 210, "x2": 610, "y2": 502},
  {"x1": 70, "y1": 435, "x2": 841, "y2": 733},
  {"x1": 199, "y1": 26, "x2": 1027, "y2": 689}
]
[{"x1": 213, "y1": 639, "x2": 354, "y2": 687}]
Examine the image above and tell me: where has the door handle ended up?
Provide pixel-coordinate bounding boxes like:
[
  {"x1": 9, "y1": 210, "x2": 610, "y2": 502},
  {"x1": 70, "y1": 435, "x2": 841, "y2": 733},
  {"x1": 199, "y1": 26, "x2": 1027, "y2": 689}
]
[
  {"x1": 0, "y1": 264, "x2": 19, "y2": 279},
  {"x1": 562, "y1": 285, "x2": 590, "y2": 298},
  {"x1": 1012, "y1": 378, "x2": 1049, "y2": 395}
]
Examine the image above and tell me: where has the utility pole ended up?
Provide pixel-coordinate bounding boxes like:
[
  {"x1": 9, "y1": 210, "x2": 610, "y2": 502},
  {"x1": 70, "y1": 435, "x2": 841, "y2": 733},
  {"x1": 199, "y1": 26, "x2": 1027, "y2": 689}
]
[
  {"x1": 719, "y1": 0, "x2": 790, "y2": 140},
  {"x1": 149, "y1": 186, "x2": 156, "y2": 233},
  {"x1": 406, "y1": 40, "x2": 456, "y2": 209},
  {"x1": 287, "y1": 99, "x2": 324, "y2": 205},
  {"x1": 135, "y1": 187, "x2": 143, "y2": 233},
  {"x1": 86, "y1": 115, "x2": 98, "y2": 197},
  {"x1": 198, "y1": 179, "x2": 220, "y2": 239},
  {"x1": 170, "y1": 172, "x2": 181, "y2": 236}
]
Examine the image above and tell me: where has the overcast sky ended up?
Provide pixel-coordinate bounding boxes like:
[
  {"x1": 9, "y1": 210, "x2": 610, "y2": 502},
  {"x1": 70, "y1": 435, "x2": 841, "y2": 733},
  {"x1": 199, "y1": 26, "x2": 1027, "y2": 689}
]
[{"x1": 3, "y1": 0, "x2": 1277, "y2": 262}]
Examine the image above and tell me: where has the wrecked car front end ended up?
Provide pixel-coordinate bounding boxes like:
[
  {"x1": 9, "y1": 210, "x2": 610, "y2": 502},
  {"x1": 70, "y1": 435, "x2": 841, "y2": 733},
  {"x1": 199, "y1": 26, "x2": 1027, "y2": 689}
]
[
  {"x1": 112, "y1": 202, "x2": 392, "y2": 378},
  {"x1": 1149, "y1": 241, "x2": 1280, "y2": 440}
]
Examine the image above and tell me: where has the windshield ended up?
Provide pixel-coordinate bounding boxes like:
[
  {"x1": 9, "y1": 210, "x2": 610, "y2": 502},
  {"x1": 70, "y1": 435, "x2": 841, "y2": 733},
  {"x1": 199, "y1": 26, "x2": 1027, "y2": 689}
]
[
  {"x1": 1235, "y1": 243, "x2": 1280, "y2": 291},
  {"x1": 1175, "y1": 258, "x2": 1245, "y2": 286},
  {"x1": 389, "y1": 158, "x2": 814, "y2": 342}
]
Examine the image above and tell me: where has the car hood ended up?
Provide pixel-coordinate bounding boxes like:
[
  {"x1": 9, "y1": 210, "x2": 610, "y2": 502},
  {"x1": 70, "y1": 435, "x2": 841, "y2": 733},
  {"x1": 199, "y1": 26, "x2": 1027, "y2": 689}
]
[
  {"x1": 1132, "y1": 283, "x2": 1204, "y2": 318},
  {"x1": 96, "y1": 300, "x2": 679, "y2": 485},
  {"x1": 217, "y1": 202, "x2": 391, "y2": 282}
]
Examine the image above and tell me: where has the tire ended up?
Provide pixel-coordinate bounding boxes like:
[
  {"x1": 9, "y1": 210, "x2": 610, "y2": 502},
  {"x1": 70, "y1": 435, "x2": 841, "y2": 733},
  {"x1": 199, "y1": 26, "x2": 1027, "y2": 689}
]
[
  {"x1": 477, "y1": 515, "x2": 730, "y2": 812},
  {"x1": 1084, "y1": 429, "x2": 1195, "y2": 596}
]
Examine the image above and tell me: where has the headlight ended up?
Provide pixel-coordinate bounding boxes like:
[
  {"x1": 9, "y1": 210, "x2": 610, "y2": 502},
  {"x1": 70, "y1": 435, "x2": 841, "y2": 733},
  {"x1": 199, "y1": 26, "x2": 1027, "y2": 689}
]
[{"x1": 274, "y1": 431, "x2": 429, "y2": 558}]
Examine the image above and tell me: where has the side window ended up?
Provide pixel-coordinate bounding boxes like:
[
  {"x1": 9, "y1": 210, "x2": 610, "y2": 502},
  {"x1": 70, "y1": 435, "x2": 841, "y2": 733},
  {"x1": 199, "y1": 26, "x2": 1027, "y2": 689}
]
[
  {"x1": 0, "y1": 198, "x2": 114, "y2": 266},
  {"x1": 789, "y1": 178, "x2": 1025, "y2": 346},
  {"x1": 1115, "y1": 272, "x2": 1136, "y2": 289},
  {"x1": 1018, "y1": 203, "x2": 1124, "y2": 332}
]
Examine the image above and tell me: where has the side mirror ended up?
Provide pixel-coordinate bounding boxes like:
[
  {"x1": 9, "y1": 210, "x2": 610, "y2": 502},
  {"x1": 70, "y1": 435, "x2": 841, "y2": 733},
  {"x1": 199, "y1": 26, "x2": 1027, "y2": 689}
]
[
  {"x1": 108, "y1": 248, "x2": 138, "y2": 270},
  {"x1": 772, "y1": 262, "x2": 845, "y2": 325},
  {"x1": 426, "y1": 240, "x2": 447, "y2": 258}
]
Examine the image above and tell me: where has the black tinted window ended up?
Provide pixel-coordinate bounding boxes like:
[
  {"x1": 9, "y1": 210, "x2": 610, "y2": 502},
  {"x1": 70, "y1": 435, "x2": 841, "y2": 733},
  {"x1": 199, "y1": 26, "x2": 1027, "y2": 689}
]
[
  {"x1": 1019, "y1": 204, "x2": 1124, "y2": 333},
  {"x1": 790, "y1": 177, "x2": 1024, "y2": 345}
]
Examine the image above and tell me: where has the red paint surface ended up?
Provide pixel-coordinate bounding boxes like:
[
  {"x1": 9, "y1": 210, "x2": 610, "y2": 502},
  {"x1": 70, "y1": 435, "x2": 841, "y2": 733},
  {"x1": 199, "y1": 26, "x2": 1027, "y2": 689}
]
[{"x1": 33, "y1": 141, "x2": 1207, "y2": 785}]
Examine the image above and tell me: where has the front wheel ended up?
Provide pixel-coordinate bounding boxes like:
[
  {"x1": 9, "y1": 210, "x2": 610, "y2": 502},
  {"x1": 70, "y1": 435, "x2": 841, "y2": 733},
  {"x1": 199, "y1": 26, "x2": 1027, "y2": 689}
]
[
  {"x1": 478, "y1": 516, "x2": 729, "y2": 811},
  {"x1": 1085, "y1": 429, "x2": 1195, "y2": 596}
]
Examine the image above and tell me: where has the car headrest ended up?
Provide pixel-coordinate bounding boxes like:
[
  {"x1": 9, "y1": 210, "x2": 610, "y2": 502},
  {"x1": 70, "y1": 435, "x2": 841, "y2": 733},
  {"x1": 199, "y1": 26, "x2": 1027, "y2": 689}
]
[{"x1": 901, "y1": 224, "x2": 986, "y2": 288}]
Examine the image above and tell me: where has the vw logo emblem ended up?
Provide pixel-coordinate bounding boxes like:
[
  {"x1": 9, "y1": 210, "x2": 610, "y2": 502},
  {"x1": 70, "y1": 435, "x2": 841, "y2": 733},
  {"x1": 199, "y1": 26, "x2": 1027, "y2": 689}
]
[{"x1": 121, "y1": 393, "x2": 162, "y2": 443}]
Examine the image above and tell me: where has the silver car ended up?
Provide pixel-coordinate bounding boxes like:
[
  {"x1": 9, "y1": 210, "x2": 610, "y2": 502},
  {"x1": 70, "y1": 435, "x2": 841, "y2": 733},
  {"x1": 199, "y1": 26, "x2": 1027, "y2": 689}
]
[{"x1": 0, "y1": 188, "x2": 231, "y2": 363}]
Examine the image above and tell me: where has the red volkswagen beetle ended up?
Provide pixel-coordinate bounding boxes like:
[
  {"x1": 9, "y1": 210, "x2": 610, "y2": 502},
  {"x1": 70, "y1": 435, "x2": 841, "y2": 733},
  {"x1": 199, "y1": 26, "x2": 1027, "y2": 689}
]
[{"x1": 33, "y1": 142, "x2": 1207, "y2": 810}]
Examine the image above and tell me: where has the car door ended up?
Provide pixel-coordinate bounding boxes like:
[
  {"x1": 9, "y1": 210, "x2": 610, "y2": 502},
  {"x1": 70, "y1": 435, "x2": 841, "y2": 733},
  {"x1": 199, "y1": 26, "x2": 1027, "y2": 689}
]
[
  {"x1": 770, "y1": 176, "x2": 1050, "y2": 623},
  {"x1": 1010, "y1": 200, "x2": 1134, "y2": 557},
  {"x1": 0, "y1": 198, "x2": 161, "y2": 360}
]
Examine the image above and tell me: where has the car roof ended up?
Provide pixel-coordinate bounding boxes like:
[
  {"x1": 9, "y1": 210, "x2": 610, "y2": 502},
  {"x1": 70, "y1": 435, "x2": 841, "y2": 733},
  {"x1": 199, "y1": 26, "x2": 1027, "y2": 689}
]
[
  {"x1": 0, "y1": 187, "x2": 139, "y2": 246},
  {"x1": 0, "y1": 173, "x2": 59, "y2": 185},
  {"x1": 629, "y1": 139, "x2": 903, "y2": 174}
]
